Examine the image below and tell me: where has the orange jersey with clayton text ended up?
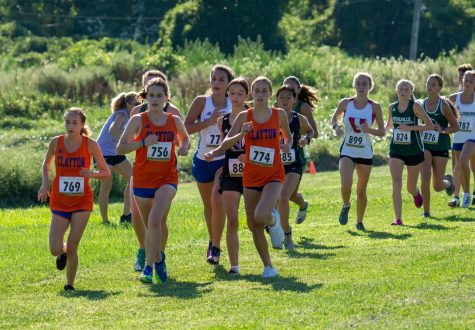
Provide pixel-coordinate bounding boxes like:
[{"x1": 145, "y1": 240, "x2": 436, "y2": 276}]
[
  {"x1": 133, "y1": 112, "x2": 178, "y2": 188},
  {"x1": 243, "y1": 107, "x2": 285, "y2": 187},
  {"x1": 50, "y1": 135, "x2": 93, "y2": 212}
]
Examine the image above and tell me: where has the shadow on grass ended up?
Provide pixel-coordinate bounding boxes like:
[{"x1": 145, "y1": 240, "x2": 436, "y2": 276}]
[
  {"x1": 213, "y1": 266, "x2": 322, "y2": 293},
  {"x1": 406, "y1": 222, "x2": 454, "y2": 231},
  {"x1": 347, "y1": 230, "x2": 412, "y2": 240},
  {"x1": 297, "y1": 237, "x2": 346, "y2": 250},
  {"x1": 139, "y1": 279, "x2": 213, "y2": 299},
  {"x1": 440, "y1": 214, "x2": 475, "y2": 223},
  {"x1": 59, "y1": 290, "x2": 122, "y2": 300}
]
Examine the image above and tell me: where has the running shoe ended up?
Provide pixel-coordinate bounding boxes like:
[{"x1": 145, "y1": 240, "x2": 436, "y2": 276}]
[
  {"x1": 63, "y1": 284, "x2": 75, "y2": 291},
  {"x1": 473, "y1": 190, "x2": 475, "y2": 205},
  {"x1": 56, "y1": 253, "x2": 67, "y2": 271},
  {"x1": 207, "y1": 246, "x2": 221, "y2": 265},
  {"x1": 422, "y1": 212, "x2": 431, "y2": 218},
  {"x1": 154, "y1": 254, "x2": 167, "y2": 284},
  {"x1": 262, "y1": 266, "x2": 279, "y2": 278},
  {"x1": 269, "y1": 209, "x2": 284, "y2": 249},
  {"x1": 284, "y1": 231, "x2": 295, "y2": 251},
  {"x1": 448, "y1": 196, "x2": 459, "y2": 208},
  {"x1": 339, "y1": 204, "x2": 350, "y2": 225},
  {"x1": 391, "y1": 219, "x2": 403, "y2": 226},
  {"x1": 413, "y1": 191, "x2": 423, "y2": 208},
  {"x1": 295, "y1": 201, "x2": 309, "y2": 224},
  {"x1": 461, "y1": 193, "x2": 471, "y2": 208},
  {"x1": 444, "y1": 175, "x2": 455, "y2": 196},
  {"x1": 120, "y1": 213, "x2": 132, "y2": 224},
  {"x1": 356, "y1": 222, "x2": 366, "y2": 231},
  {"x1": 228, "y1": 266, "x2": 240, "y2": 276},
  {"x1": 140, "y1": 265, "x2": 153, "y2": 284},
  {"x1": 134, "y1": 248, "x2": 145, "y2": 272}
]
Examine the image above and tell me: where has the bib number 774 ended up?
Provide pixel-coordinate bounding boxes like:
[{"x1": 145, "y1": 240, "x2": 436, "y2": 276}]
[{"x1": 249, "y1": 145, "x2": 274, "y2": 166}]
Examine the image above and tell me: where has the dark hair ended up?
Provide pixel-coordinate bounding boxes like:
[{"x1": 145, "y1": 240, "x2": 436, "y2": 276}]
[
  {"x1": 276, "y1": 84, "x2": 297, "y2": 98},
  {"x1": 227, "y1": 77, "x2": 249, "y2": 95},
  {"x1": 64, "y1": 107, "x2": 90, "y2": 136},
  {"x1": 211, "y1": 64, "x2": 234, "y2": 83},
  {"x1": 142, "y1": 70, "x2": 168, "y2": 87},
  {"x1": 445, "y1": 98, "x2": 459, "y2": 119},
  {"x1": 138, "y1": 78, "x2": 170, "y2": 101},
  {"x1": 283, "y1": 76, "x2": 319, "y2": 110},
  {"x1": 428, "y1": 73, "x2": 444, "y2": 88}
]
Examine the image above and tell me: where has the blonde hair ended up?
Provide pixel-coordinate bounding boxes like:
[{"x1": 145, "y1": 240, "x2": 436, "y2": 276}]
[
  {"x1": 395, "y1": 79, "x2": 415, "y2": 100},
  {"x1": 64, "y1": 107, "x2": 90, "y2": 136},
  {"x1": 353, "y1": 72, "x2": 374, "y2": 91},
  {"x1": 111, "y1": 91, "x2": 138, "y2": 113}
]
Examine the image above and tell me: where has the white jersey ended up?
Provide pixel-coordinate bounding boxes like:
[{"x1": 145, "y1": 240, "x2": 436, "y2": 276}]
[
  {"x1": 340, "y1": 99, "x2": 374, "y2": 159},
  {"x1": 195, "y1": 95, "x2": 232, "y2": 160},
  {"x1": 453, "y1": 92, "x2": 475, "y2": 144}
]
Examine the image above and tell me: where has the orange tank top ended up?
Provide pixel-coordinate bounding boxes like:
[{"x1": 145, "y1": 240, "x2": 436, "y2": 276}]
[
  {"x1": 133, "y1": 112, "x2": 178, "y2": 188},
  {"x1": 243, "y1": 107, "x2": 285, "y2": 187},
  {"x1": 50, "y1": 135, "x2": 93, "y2": 212}
]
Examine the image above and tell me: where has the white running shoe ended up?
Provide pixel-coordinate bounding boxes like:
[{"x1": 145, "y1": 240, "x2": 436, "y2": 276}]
[
  {"x1": 269, "y1": 209, "x2": 284, "y2": 249},
  {"x1": 461, "y1": 193, "x2": 471, "y2": 208},
  {"x1": 262, "y1": 266, "x2": 279, "y2": 278},
  {"x1": 295, "y1": 201, "x2": 308, "y2": 224}
]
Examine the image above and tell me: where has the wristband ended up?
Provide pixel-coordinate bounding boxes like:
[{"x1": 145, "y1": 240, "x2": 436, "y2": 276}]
[
  {"x1": 333, "y1": 124, "x2": 338, "y2": 130},
  {"x1": 305, "y1": 136, "x2": 311, "y2": 144}
]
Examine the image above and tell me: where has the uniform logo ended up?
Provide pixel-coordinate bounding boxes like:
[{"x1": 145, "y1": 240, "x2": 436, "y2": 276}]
[{"x1": 349, "y1": 117, "x2": 366, "y2": 133}]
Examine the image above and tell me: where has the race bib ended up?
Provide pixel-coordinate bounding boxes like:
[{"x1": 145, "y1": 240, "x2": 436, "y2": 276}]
[
  {"x1": 346, "y1": 134, "x2": 365, "y2": 148},
  {"x1": 280, "y1": 149, "x2": 296, "y2": 165},
  {"x1": 228, "y1": 158, "x2": 243, "y2": 177},
  {"x1": 249, "y1": 145, "x2": 275, "y2": 166},
  {"x1": 147, "y1": 142, "x2": 172, "y2": 161},
  {"x1": 458, "y1": 120, "x2": 473, "y2": 132},
  {"x1": 422, "y1": 130, "x2": 440, "y2": 144},
  {"x1": 205, "y1": 132, "x2": 221, "y2": 147},
  {"x1": 59, "y1": 176, "x2": 84, "y2": 195},
  {"x1": 393, "y1": 128, "x2": 411, "y2": 144}
]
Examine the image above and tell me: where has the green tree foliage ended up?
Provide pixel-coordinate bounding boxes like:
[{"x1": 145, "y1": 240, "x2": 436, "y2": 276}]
[
  {"x1": 160, "y1": 0, "x2": 287, "y2": 53},
  {"x1": 333, "y1": 0, "x2": 474, "y2": 58},
  {"x1": 279, "y1": 0, "x2": 337, "y2": 49}
]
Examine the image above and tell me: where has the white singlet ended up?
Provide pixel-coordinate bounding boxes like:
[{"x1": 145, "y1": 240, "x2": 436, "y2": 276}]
[
  {"x1": 453, "y1": 92, "x2": 475, "y2": 144},
  {"x1": 195, "y1": 95, "x2": 232, "y2": 160},
  {"x1": 340, "y1": 98, "x2": 374, "y2": 159}
]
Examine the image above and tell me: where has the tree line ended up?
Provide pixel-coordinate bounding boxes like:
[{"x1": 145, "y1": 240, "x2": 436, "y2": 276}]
[{"x1": 0, "y1": 0, "x2": 473, "y2": 59}]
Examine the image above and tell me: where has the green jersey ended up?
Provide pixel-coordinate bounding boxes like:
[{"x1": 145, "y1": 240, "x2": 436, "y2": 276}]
[
  {"x1": 293, "y1": 101, "x2": 307, "y2": 166},
  {"x1": 389, "y1": 100, "x2": 424, "y2": 156},
  {"x1": 421, "y1": 98, "x2": 450, "y2": 151}
]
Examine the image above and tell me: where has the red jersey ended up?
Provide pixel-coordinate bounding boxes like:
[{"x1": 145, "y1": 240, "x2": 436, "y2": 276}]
[
  {"x1": 243, "y1": 107, "x2": 285, "y2": 187},
  {"x1": 50, "y1": 135, "x2": 93, "y2": 212},
  {"x1": 133, "y1": 112, "x2": 178, "y2": 188}
]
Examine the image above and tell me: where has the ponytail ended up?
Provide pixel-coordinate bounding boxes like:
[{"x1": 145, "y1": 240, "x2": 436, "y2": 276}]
[
  {"x1": 298, "y1": 85, "x2": 320, "y2": 110},
  {"x1": 445, "y1": 98, "x2": 459, "y2": 120},
  {"x1": 111, "y1": 93, "x2": 127, "y2": 113}
]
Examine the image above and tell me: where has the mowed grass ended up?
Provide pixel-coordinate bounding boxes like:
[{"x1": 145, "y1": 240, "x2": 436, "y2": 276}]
[{"x1": 1, "y1": 166, "x2": 474, "y2": 329}]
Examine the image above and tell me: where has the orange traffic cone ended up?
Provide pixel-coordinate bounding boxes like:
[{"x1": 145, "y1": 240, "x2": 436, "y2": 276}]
[{"x1": 309, "y1": 161, "x2": 316, "y2": 175}]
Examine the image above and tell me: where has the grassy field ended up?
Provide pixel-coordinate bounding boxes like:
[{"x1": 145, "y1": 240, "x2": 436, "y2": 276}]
[{"x1": 1, "y1": 165, "x2": 474, "y2": 328}]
